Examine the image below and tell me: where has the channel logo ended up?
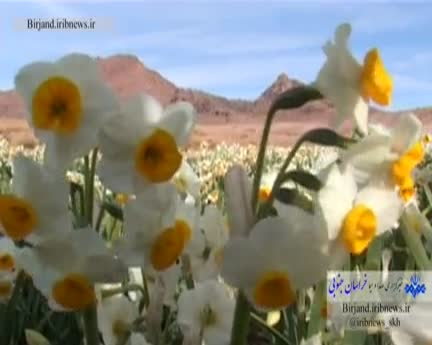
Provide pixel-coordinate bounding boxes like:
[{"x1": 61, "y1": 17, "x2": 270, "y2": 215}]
[{"x1": 404, "y1": 274, "x2": 426, "y2": 298}]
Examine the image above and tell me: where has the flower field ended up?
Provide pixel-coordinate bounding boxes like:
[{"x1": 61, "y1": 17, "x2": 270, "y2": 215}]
[{"x1": 1, "y1": 22, "x2": 432, "y2": 345}]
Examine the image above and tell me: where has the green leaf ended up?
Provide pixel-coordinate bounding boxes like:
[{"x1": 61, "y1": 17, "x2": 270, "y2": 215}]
[
  {"x1": 69, "y1": 181, "x2": 85, "y2": 219},
  {"x1": 301, "y1": 128, "x2": 356, "y2": 149},
  {"x1": 274, "y1": 187, "x2": 314, "y2": 213},
  {"x1": 269, "y1": 86, "x2": 323, "y2": 115},
  {"x1": 282, "y1": 170, "x2": 322, "y2": 191},
  {"x1": 103, "y1": 201, "x2": 124, "y2": 221}
]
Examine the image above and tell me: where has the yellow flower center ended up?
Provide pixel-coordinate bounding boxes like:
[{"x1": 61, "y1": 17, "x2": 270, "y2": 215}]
[
  {"x1": 399, "y1": 176, "x2": 415, "y2": 202},
  {"x1": 52, "y1": 273, "x2": 96, "y2": 310},
  {"x1": 112, "y1": 319, "x2": 129, "y2": 338},
  {"x1": 150, "y1": 220, "x2": 191, "y2": 271},
  {"x1": 392, "y1": 141, "x2": 425, "y2": 187},
  {"x1": 135, "y1": 129, "x2": 182, "y2": 183},
  {"x1": 214, "y1": 247, "x2": 224, "y2": 268},
  {"x1": 341, "y1": 204, "x2": 377, "y2": 255},
  {"x1": 0, "y1": 280, "x2": 13, "y2": 297},
  {"x1": 174, "y1": 176, "x2": 188, "y2": 193},
  {"x1": 258, "y1": 187, "x2": 272, "y2": 202},
  {"x1": 360, "y1": 48, "x2": 392, "y2": 106},
  {"x1": 0, "y1": 195, "x2": 38, "y2": 241},
  {"x1": 115, "y1": 193, "x2": 130, "y2": 206},
  {"x1": 253, "y1": 271, "x2": 296, "y2": 310},
  {"x1": 200, "y1": 305, "x2": 218, "y2": 327},
  {"x1": 0, "y1": 254, "x2": 15, "y2": 272},
  {"x1": 32, "y1": 76, "x2": 83, "y2": 135},
  {"x1": 321, "y1": 301, "x2": 328, "y2": 318}
]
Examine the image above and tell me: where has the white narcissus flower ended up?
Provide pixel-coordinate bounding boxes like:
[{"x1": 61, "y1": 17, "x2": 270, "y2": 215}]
[
  {"x1": 221, "y1": 210, "x2": 329, "y2": 311},
  {"x1": 98, "y1": 295, "x2": 139, "y2": 345},
  {"x1": 257, "y1": 171, "x2": 278, "y2": 203},
  {"x1": 173, "y1": 159, "x2": 201, "y2": 200},
  {"x1": 118, "y1": 183, "x2": 197, "y2": 272},
  {"x1": 0, "y1": 237, "x2": 19, "y2": 302},
  {"x1": 189, "y1": 205, "x2": 229, "y2": 282},
  {"x1": 98, "y1": 93, "x2": 197, "y2": 194},
  {"x1": 20, "y1": 229, "x2": 127, "y2": 312},
  {"x1": 313, "y1": 23, "x2": 392, "y2": 135},
  {"x1": 316, "y1": 163, "x2": 403, "y2": 268},
  {"x1": 0, "y1": 156, "x2": 71, "y2": 243},
  {"x1": 133, "y1": 263, "x2": 181, "y2": 308},
  {"x1": 177, "y1": 280, "x2": 235, "y2": 345},
  {"x1": 223, "y1": 165, "x2": 253, "y2": 239},
  {"x1": 14, "y1": 53, "x2": 118, "y2": 171},
  {"x1": 0, "y1": 236, "x2": 17, "y2": 274},
  {"x1": 341, "y1": 113, "x2": 426, "y2": 202}
]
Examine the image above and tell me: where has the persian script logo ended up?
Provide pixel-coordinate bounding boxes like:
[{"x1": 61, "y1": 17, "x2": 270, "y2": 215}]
[{"x1": 404, "y1": 274, "x2": 426, "y2": 298}]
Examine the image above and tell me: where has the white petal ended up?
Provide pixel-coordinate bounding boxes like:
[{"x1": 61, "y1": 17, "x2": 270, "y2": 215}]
[
  {"x1": 390, "y1": 113, "x2": 423, "y2": 155},
  {"x1": 56, "y1": 53, "x2": 100, "y2": 82},
  {"x1": 97, "y1": 94, "x2": 160, "y2": 176},
  {"x1": 201, "y1": 205, "x2": 227, "y2": 247},
  {"x1": 130, "y1": 333, "x2": 151, "y2": 345},
  {"x1": 334, "y1": 23, "x2": 351, "y2": 47},
  {"x1": 250, "y1": 214, "x2": 329, "y2": 288},
  {"x1": 340, "y1": 134, "x2": 394, "y2": 184},
  {"x1": 98, "y1": 157, "x2": 136, "y2": 194},
  {"x1": 352, "y1": 97, "x2": 369, "y2": 135},
  {"x1": 220, "y1": 237, "x2": 267, "y2": 288},
  {"x1": 389, "y1": 330, "x2": 415, "y2": 345},
  {"x1": 177, "y1": 287, "x2": 206, "y2": 330},
  {"x1": 355, "y1": 184, "x2": 403, "y2": 235},
  {"x1": 316, "y1": 163, "x2": 357, "y2": 240},
  {"x1": 224, "y1": 165, "x2": 254, "y2": 238},
  {"x1": 14, "y1": 62, "x2": 58, "y2": 120},
  {"x1": 175, "y1": 159, "x2": 200, "y2": 199},
  {"x1": 160, "y1": 102, "x2": 197, "y2": 147},
  {"x1": 11, "y1": 156, "x2": 72, "y2": 242},
  {"x1": 204, "y1": 326, "x2": 231, "y2": 345},
  {"x1": 134, "y1": 93, "x2": 164, "y2": 125},
  {"x1": 327, "y1": 241, "x2": 350, "y2": 271}
]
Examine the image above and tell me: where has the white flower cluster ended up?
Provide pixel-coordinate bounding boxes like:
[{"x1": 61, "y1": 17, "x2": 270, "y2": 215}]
[{"x1": 0, "y1": 22, "x2": 432, "y2": 345}]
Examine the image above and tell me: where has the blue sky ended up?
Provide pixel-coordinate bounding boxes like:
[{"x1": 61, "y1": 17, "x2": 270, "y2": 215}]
[{"x1": 0, "y1": 1, "x2": 431, "y2": 111}]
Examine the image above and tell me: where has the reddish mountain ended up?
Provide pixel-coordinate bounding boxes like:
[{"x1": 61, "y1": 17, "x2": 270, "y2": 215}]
[{"x1": 0, "y1": 54, "x2": 431, "y2": 147}]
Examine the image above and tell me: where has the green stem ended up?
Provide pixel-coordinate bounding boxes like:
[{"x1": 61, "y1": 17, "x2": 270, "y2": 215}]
[
  {"x1": 82, "y1": 304, "x2": 99, "y2": 345},
  {"x1": 251, "y1": 312, "x2": 291, "y2": 345},
  {"x1": 400, "y1": 214, "x2": 432, "y2": 270},
  {"x1": 364, "y1": 236, "x2": 383, "y2": 270},
  {"x1": 258, "y1": 137, "x2": 306, "y2": 218},
  {"x1": 83, "y1": 155, "x2": 90, "y2": 223},
  {"x1": 307, "y1": 280, "x2": 326, "y2": 338},
  {"x1": 251, "y1": 108, "x2": 277, "y2": 213},
  {"x1": 140, "y1": 268, "x2": 150, "y2": 310},
  {"x1": 181, "y1": 254, "x2": 195, "y2": 289},
  {"x1": 84, "y1": 149, "x2": 99, "y2": 227},
  {"x1": 230, "y1": 292, "x2": 251, "y2": 345}
]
